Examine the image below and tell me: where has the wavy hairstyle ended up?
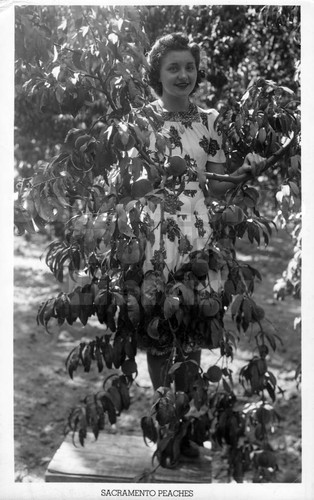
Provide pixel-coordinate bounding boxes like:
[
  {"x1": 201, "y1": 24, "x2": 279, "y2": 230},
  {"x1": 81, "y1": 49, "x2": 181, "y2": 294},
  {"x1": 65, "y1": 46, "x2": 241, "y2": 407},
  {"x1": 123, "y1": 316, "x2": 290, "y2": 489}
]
[{"x1": 146, "y1": 33, "x2": 203, "y2": 97}]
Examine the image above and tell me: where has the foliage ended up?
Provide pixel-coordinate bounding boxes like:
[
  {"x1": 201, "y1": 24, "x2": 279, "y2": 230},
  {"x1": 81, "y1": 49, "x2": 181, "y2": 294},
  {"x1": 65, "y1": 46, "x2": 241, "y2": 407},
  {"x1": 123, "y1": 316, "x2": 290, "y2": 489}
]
[
  {"x1": 14, "y1": 5, "x2": 301, "y2": 482},
  {"x1": 141, "y1": 5, "x2": 300, "y2": 106},
  {"x1": 14, "y1": 5, "x2": 300, "y2": 179}
]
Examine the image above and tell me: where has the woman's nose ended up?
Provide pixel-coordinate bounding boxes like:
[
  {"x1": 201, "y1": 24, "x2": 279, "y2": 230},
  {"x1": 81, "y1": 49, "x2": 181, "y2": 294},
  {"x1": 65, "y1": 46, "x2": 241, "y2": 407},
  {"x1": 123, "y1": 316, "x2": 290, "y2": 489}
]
[{"x1": 178, "y1": 68, "x2": 188, "y2": 80}]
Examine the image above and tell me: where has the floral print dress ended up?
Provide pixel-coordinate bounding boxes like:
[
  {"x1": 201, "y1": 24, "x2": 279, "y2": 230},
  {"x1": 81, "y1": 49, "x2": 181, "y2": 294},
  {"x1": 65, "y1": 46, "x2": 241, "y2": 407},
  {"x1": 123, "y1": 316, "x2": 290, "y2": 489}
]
[{"x1": 143, "y1": 100, "x2": 226, "y2": 292}]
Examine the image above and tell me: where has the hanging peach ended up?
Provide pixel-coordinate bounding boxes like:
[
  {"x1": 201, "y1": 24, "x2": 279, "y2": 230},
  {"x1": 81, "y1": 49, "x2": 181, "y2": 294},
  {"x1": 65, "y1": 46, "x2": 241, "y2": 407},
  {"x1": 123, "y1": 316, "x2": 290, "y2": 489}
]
[
  {"x1": 131, "y1": 178, "x2": 153, "y2": 199},
  {"x1": 164, "y1": 156, "x2": 187, "y2": 176},
  {"x1": 117, "y1": 239, "x2": 142, "y2": 265},
  {"x1": 221, "y1": 205, "x2": 245, "y2": 225},
  {"x1": 191, "y1": 259, "x2": 209, "y2": 278}
]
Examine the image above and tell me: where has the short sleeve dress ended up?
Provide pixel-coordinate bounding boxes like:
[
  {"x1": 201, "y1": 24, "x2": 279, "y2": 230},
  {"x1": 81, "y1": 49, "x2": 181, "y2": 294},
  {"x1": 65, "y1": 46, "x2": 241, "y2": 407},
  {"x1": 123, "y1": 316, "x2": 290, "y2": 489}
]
[
  {"x1": 137, "y1": 101, "x2": 227, "y2": 355},
  {"x1": 143, "y1": 100, "x2": 226, "y2": 288}
]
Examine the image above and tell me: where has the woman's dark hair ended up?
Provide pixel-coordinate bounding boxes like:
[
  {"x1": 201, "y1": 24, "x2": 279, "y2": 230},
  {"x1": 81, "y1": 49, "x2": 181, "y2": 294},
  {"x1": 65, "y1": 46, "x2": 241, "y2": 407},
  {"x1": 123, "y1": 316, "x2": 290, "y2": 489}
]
[{"x1": 146, "y1": 32, "x2": 203, "y2": 97}]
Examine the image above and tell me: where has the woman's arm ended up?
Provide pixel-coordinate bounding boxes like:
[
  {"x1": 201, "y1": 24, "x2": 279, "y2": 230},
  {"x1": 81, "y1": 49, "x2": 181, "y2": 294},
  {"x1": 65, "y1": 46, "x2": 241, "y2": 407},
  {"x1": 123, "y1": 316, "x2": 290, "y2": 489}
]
[{"x1": 205, "y1": 153, "x2": 266, "y2": 199}]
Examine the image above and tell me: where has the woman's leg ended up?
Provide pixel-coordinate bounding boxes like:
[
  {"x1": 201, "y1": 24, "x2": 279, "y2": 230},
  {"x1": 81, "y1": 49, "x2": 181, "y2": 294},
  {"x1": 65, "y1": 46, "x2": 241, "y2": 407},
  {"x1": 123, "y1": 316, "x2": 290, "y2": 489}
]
[
  {"x1": 147, "y1": 350, "x2": 201, "y2": 392},
  {"x1": 174, "y1": 349, "x2": 201, "y2": 391},
  {"x1": 147, "y1": 349, "x2": 202, "y2": 457}
]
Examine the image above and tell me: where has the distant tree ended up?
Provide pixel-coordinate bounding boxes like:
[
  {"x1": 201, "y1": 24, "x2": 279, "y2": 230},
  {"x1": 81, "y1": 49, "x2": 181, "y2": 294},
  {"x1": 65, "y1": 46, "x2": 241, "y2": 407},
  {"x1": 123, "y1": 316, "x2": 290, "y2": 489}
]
[{"x1": 141, "y1": 5, "x2": 300, "y2": 104}]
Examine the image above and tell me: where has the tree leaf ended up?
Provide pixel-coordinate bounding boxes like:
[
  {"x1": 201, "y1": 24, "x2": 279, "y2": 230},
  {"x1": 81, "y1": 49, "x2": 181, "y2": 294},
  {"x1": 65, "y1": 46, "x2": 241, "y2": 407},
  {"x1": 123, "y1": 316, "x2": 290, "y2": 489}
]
[
  {"x1": 265, "y1": 332, "x2": 277, "y2": 351},
  {"x1": 222, "y1": 378, "x2": 232, "y2": 394},
  {"x1": 147, "y1": 317, "x2": 160, "y2": 339},
  {"x1": 125, "y1": 293, "x2": 140, "y2": 327},
  {"x1": 65, "y1": 345, "x2": 81, "y2": 379},
  {"x1": 231, "y1": 294, "x2": 244, "y2": 319},
  {"x1": 116, "y1": 376, "x2": 131, "y2": 410},
  {"x1": 172, "y1": 282, "x2": 195, "y2": 306},
  {"x1": 95, "y1": 344, "x2": 104, "y2": 373},
  {"x1": 52, "y1": 178, "x2": 71, "y2": 207},
  {"x1": 210, "y1": 318, "x2": 223, "y2": 348},
  {"x1": 155, "y1": 397, "x2": 176, "y2": 426},
  {"x1": 167, "y1": 362, "x2": 183, "y2": 376},
  {"x1": 141, "y1": 416, "x2": 158, "y2": 444},
  {"x1": 242, "y1": 298, "x2": 253, "y2": 326},
  {"x1": 163, "y1": 295, "x2": 180, "y2": 319},
  {"x1": 98, "y1": 392, "x2": 117, "y2": 424},
  {"x1": 107, "y1": 386, "x2": 123, "y2": 413}
]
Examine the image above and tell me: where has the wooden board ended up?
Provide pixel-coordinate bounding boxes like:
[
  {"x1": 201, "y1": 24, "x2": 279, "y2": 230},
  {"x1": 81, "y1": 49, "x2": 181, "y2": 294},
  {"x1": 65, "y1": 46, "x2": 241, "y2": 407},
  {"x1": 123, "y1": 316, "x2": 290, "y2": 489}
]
[{"x1": 45, "y1": 432, "x2": 212, "y2": 483}]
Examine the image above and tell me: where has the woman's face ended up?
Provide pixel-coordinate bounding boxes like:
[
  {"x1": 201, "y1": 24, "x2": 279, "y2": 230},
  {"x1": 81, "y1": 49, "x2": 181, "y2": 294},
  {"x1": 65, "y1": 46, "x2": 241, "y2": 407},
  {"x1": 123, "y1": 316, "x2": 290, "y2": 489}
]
[{"x1": 159, "y1": 50, "x2": 198, "y2": 101}]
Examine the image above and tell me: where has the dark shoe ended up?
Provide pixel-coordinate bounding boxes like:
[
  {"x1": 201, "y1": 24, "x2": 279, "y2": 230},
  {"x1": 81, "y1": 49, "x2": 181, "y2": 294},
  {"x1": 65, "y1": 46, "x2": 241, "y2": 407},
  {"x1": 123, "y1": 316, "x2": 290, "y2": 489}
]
[{"x1": 180, "y1": 439, "x2": 200, "y2": 458}]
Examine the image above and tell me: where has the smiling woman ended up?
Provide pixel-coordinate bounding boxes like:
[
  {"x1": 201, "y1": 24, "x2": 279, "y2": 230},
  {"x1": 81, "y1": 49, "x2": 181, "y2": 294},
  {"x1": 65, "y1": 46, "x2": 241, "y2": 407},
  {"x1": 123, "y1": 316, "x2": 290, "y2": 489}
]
[
  {"x1": 140, "y1": 33, "x2": 267, "y2": 424},
  {"x1": 13, "y1": 5, "x2": 302, "y2": 479},
  {"x1": 140, "y1": 36, "x2": 228, "y2": 408}
]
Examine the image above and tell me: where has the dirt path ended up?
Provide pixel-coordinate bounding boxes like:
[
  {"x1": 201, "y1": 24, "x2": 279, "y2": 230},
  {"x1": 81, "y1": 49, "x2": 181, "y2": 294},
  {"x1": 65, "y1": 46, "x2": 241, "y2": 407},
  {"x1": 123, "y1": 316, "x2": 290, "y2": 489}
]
[{"x1": 14, "y1": 232, "x2": 301, "y2": 483}]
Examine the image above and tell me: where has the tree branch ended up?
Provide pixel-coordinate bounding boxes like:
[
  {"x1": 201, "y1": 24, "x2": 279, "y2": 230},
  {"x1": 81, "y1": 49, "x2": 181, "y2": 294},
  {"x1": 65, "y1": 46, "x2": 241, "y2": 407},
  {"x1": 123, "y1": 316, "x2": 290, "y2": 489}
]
[{"x1": 205, "y1": 132, "x2": 296, "y2": 184}]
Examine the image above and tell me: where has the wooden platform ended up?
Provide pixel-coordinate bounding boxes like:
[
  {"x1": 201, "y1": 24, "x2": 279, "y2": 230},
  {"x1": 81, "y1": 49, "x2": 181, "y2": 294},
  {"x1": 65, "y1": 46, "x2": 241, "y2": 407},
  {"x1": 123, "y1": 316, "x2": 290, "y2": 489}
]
[{"x1": 45, "y1": 432, "x2": 212, "y2": 483}]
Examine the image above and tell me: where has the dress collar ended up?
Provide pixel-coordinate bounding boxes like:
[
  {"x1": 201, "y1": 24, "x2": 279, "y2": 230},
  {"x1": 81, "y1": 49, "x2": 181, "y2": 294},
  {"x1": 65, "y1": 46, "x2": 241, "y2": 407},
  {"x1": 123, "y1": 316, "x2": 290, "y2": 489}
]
[{"x1": 152, "y1": 100, "x2": 199, "y2": 122}]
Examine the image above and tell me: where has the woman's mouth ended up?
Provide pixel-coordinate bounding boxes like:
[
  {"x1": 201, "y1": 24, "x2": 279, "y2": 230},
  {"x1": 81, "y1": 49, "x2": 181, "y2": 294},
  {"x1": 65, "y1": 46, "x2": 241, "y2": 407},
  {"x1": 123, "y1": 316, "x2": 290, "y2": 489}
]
[{"x1": 175, "y1": 82, "x2": 190, "y2": 89}]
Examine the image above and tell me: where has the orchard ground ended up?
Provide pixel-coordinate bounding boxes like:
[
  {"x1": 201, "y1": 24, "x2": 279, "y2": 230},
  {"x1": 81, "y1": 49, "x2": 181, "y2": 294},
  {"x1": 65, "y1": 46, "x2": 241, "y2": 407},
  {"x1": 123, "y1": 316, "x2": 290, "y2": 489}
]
[{"x1": 14, "y1": 229, "x2": 301, "y2": 483}]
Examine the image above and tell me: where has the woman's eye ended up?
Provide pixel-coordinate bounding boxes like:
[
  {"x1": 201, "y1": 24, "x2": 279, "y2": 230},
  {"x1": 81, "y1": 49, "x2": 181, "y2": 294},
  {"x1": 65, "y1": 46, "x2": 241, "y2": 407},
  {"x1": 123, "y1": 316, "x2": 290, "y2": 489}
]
[{"x1": 166, "y1": 64, "x2": 195, "y2": 72}]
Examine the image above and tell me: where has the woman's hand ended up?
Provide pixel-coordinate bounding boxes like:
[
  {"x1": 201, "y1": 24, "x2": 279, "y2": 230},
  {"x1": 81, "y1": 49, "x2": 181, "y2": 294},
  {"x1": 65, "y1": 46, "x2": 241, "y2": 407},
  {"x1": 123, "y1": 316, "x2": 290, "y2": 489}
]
[
  {"x1": 236, "y1": 153, "x2": 267, "y2": 178},
  {"x1": 205, "y1": 154, "x2": 267, "y2": 199}
]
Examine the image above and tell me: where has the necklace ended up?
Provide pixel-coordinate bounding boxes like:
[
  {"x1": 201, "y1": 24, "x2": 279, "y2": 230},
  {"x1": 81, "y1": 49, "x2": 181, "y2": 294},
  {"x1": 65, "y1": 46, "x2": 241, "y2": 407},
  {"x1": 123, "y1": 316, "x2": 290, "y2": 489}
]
[{"x1": 156, "y1": 101, "x2": 199, "y2": 123}]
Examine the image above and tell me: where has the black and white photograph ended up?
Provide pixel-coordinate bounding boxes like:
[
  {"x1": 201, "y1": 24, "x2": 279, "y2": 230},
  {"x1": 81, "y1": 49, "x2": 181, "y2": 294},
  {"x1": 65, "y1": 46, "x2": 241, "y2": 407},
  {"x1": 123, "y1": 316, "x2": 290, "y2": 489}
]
[{"x1": 1, "y1": 2, "x2": 313, "y2": 499}]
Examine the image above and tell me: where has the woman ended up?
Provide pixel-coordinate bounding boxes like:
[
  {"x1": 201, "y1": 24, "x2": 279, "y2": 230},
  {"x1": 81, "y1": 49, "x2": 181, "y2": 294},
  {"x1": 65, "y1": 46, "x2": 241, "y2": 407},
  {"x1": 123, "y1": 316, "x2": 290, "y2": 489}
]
[{"x1": 140, "y1": 33, "x2": 264, "y2": 392}]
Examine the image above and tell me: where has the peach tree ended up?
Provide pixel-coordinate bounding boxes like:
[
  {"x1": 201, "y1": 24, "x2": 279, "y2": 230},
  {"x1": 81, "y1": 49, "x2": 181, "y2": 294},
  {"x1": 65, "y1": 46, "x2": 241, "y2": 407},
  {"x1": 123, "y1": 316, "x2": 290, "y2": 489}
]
[{"x1": 14, "y1": 5, "x2": 300, "y2": 482}]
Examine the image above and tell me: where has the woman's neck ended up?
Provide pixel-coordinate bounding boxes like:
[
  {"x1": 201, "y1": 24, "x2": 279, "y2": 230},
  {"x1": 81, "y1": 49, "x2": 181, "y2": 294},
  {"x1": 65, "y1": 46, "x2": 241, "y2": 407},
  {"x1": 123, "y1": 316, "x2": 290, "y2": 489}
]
[{"x1": 158, "y1": 95, "x2": 191, "y2": 113}]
